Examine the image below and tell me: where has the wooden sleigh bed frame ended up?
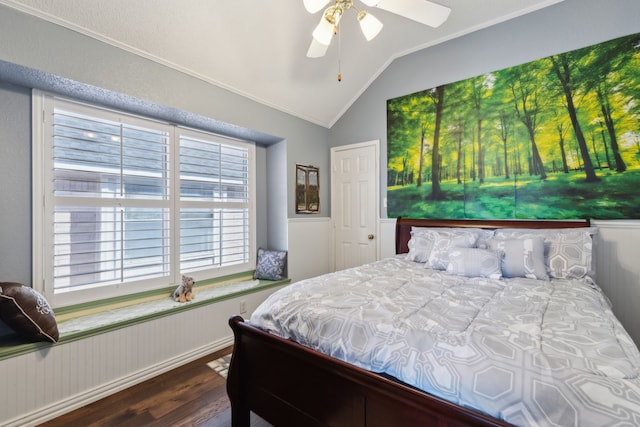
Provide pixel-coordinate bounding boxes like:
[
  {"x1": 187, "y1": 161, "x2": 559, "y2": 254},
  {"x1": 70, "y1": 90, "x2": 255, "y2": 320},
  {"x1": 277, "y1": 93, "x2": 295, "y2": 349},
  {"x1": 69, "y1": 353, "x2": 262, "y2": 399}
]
[{"x1": 227, "y1": 217, "x2": 591, "y2": 427}]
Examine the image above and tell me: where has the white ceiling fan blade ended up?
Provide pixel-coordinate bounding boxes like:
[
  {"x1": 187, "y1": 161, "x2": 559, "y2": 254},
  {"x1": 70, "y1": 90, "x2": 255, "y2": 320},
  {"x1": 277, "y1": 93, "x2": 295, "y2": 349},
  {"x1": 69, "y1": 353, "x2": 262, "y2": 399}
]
[
  {"x1": 307, "y1": 38, "x2": 330, "y2": 58},
  {"x1": 372, "y1": 0, "x2": 451, "y2": 28},
  {"x1": 303, "y1": 0, "x2": 330, "y2": 14}
]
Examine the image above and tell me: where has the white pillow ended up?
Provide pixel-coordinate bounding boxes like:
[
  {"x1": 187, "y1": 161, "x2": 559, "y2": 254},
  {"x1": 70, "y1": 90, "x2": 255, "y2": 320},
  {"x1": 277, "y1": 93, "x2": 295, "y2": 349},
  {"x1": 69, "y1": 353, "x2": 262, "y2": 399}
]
[
  {"x1": 446, "y1": 248, "x2": 503, "y2": 279},
  {"x1": 488, "y1": 237, "x2": 547, "y2": 280},
  {"x1": 426, "y1": 232, "x2": 478, "y2": 270}
]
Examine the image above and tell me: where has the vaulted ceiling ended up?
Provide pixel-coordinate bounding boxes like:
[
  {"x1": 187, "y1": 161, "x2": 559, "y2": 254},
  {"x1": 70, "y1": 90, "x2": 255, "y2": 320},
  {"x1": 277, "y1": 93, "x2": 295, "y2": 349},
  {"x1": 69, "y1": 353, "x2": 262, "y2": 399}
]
[{"x1": 1, "y1": 0, "x2": 564, "y2": 127}]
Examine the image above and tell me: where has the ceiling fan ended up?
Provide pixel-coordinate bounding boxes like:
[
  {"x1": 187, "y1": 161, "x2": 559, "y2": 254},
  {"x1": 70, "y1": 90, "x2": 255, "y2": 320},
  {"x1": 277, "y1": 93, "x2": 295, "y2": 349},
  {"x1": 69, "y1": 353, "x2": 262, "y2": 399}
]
[{"x1": 304, "y1": 0, "x2": 451, "y2": 59}]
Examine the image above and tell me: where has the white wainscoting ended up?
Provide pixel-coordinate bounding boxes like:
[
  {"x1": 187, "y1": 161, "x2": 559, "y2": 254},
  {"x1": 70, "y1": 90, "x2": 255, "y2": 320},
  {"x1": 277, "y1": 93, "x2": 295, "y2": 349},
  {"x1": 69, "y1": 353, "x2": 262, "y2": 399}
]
[
  {"x1": 380, "y1": 218, "x2": 397, "y2": 259},
  {"x1": 287, "y1": 218, "x2": 392, "y2": 281},
  {"x1": 591, "y1": 220, "x2": 640, "y2": 347},
  {"x1": 0, "y1": 286, "x2": 284, "y2": 427},
  {"x1": 287, "y1": 217, "x2": 331, "y2": 283}
]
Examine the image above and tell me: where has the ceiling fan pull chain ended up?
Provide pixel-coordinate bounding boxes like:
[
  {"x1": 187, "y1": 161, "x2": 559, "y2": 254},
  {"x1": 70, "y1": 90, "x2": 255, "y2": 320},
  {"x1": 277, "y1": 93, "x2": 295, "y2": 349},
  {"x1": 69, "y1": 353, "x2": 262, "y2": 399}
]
[{"x1": 337, "y1": 23, "x2": 342, "y2": 82}]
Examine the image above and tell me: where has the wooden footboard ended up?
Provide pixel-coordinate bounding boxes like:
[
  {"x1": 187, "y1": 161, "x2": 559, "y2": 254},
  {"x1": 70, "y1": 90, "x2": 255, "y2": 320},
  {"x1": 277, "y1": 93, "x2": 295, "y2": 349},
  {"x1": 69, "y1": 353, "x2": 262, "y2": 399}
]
[{"x1": 228, "y1": 316, "x2": 512, "y2": 427}]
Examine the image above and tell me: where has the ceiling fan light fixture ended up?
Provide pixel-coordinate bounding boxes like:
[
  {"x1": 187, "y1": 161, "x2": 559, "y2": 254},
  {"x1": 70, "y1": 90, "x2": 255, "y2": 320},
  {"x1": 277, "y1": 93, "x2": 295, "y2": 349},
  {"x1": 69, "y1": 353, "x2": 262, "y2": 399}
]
[
  {"x1": 312, "y1": 14, "x2": 335, "y2": 45},
  {"x1": 303, "y1": 0, "x2": 330, "y2": 14},
  {"x1": 304, "y1": 0, "x2": 452, "y2": 81},
  {"x1": 357, "y1": 10, "x2": 383, "y2": 41},
  {"x1": 307, "y1": 37, "x2": 330, "y2": 58},
  {"x1": 324, "y1": 5, "x2": 344, "y2": 27}
]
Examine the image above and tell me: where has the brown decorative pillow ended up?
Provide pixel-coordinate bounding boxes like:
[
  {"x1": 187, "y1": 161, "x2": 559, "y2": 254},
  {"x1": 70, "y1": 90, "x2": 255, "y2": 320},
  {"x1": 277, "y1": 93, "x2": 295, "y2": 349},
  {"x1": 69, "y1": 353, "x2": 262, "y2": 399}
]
[{"x1": 0, "y1": 282, "x2": 59, "y2": 343}]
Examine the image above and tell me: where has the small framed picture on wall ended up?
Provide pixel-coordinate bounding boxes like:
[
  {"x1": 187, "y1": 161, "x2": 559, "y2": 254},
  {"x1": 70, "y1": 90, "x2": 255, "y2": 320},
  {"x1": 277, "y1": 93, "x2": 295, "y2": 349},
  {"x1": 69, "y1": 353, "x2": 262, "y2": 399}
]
[{"x1": 296, "y1": 164, "x2": 319, "y2": 214}]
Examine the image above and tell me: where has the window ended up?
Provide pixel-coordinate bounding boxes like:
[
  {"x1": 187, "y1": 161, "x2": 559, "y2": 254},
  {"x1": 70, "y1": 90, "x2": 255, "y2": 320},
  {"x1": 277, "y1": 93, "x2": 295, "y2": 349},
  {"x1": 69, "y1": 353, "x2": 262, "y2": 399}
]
[{"x1": 33, "y1": 92, "x2": 255, "y2": 307}]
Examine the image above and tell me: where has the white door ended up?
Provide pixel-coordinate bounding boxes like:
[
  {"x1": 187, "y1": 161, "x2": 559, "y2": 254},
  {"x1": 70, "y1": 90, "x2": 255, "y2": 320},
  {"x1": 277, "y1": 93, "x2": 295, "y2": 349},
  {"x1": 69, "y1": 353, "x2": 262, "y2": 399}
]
[{"x1": 331, "y1": 140, "x2": 379, "y2": 271}]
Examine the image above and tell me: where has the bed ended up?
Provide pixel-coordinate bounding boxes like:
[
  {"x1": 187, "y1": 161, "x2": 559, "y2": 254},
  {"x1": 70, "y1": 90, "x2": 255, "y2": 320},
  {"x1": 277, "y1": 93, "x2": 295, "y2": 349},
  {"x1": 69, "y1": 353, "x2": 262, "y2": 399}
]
[{"x1": 227, "y1": 218, "x2": 640, "y2": 427}]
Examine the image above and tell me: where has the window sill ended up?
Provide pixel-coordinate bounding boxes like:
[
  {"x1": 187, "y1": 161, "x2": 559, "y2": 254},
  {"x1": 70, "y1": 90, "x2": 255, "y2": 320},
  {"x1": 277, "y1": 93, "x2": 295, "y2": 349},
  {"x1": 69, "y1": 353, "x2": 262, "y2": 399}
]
[{"x1": 0, "y1": 274, "x2": 290, "y2": 361}]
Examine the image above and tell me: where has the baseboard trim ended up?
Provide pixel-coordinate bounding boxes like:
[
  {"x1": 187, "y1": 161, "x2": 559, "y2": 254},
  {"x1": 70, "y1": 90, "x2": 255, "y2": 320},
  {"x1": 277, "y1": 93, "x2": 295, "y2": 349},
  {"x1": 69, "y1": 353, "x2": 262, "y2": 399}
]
[{"x1": 5, "y1": 336, "x2": 233, "y2": 427}]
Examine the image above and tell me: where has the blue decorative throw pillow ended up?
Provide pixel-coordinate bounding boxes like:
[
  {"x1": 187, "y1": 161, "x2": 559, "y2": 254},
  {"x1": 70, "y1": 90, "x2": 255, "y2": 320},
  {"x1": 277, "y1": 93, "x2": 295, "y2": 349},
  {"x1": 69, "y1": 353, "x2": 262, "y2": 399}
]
[{"x1": 254, "y1": 248, "x2": 288, "y2": 281}]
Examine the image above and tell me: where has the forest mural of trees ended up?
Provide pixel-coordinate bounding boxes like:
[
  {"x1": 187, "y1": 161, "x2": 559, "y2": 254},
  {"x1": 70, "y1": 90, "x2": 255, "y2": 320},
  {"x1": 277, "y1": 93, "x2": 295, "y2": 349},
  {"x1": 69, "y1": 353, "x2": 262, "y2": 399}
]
[{"x1": 387, "y1": 33, "x2": 640, "y2": 219}]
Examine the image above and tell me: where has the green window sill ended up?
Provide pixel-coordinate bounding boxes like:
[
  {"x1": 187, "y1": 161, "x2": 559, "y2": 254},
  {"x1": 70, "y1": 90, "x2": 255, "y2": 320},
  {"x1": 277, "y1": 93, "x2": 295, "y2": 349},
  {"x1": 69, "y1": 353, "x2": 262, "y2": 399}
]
[{"x1": 0, "y1": 272, "x2": 290, "y2": 361}]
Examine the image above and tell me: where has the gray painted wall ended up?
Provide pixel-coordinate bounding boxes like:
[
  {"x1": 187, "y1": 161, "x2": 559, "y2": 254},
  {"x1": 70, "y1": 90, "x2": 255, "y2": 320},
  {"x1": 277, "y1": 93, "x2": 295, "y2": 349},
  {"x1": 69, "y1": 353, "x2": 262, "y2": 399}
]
[
  {"x1": 267, "y1": 140, "x2": 289, "y2": 251},
  {"x1": 0, "y1": 4, "x2": 330, "y2": 285},
  {"x1": 0, "y1": 83, "x2": 31, "y2": 284},
  {"x1": 328, "y1": 0, "x2": 640, "y2": 218}
]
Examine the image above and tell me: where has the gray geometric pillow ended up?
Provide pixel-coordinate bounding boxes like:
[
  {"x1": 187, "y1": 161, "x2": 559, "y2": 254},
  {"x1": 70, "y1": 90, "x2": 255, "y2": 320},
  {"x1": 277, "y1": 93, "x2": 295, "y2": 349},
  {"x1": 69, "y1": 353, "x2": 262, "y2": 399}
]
[
  {"x1": 493, "y1": 227, "x2": 597, "y2": 279},
  {"x1": 544, "y1": 229, "x2": 595, "y2": 279},
  {"x1": 411, "y1": 227, "x2": 493, "y2": 248},
  {"x1": 488, "y1": 237, "x2": 548, "y2": 280},
  {"x1": 254, "y1": 248, "x2": 288, "y2": 280},
  {"x1": 426, "y1": 232, "x2": 478, "y2": 270},
  {"x1": 446, "y1": 248, "x2": 503, "y2": 279},
  {"x1": 408, "y1": 228, "x2": 483, "y2": 264},
  {"x1": 406, "y1": 231, "x2": 436, "y2": 263}
]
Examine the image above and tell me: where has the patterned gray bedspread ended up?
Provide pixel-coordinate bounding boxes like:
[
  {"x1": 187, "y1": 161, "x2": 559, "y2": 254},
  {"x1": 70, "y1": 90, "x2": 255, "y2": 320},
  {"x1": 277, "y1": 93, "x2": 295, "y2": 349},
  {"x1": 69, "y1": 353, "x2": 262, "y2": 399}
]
[{"x1": 250, "y1": 257, "x2": 640, "y2": 427}]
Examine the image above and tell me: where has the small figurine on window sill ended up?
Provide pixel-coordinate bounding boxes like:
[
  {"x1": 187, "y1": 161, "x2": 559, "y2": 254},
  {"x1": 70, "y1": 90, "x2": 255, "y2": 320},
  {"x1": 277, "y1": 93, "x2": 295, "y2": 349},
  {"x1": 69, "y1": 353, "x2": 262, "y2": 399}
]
[{"x1": 172, "y1": 274, "x2": 196, "y2": 303}]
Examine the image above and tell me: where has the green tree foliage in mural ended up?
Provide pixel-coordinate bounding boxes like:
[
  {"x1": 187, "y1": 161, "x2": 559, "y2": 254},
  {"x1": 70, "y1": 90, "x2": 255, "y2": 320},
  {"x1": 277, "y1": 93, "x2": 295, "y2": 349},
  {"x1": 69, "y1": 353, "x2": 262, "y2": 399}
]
[{"x1": 387, "y1": 32, "x2": 640, "y2": 219}]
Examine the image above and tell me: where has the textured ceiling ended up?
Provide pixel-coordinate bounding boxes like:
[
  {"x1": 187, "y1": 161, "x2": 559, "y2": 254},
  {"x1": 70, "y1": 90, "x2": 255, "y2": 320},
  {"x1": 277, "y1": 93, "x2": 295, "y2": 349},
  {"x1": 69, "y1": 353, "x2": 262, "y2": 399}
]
[{"x1": 1, "y1": 0, "x2": 565, "y2": 127}]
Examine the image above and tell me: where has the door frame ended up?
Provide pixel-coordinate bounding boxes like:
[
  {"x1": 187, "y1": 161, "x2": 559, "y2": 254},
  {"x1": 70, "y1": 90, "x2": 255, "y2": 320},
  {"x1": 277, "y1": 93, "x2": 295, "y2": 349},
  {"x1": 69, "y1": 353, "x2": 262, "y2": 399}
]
[{"x1": 330, "y1": 139, "x2": 380, "y2": 272}]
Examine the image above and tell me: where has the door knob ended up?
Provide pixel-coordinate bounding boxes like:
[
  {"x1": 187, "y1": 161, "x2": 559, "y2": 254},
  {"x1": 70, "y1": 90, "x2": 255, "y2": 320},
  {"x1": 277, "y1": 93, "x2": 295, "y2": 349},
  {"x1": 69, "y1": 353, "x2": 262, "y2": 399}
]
[{"x1": 368, "y1": 234, "x2": 375, "y2": 240}]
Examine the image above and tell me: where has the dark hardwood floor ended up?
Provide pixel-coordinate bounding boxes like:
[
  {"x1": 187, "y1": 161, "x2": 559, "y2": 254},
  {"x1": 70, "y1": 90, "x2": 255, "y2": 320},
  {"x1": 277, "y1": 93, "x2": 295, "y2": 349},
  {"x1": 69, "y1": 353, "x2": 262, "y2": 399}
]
[{"x1": 39, "y1": 346, "x2": 271, "y2": 427}]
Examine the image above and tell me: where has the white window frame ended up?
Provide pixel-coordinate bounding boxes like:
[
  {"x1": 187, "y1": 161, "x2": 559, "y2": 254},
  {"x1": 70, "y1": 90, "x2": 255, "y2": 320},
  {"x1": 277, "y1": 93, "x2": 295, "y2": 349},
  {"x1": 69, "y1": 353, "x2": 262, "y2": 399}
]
[{"x1": 32, "y1": 90, "x2": 256, "y2": 308}]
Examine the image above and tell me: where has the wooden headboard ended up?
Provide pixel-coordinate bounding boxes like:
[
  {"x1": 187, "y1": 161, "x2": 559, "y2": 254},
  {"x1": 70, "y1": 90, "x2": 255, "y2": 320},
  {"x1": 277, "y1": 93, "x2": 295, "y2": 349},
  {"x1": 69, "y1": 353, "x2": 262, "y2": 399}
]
[{"x1": 395, "y1": 217, "x2": 591, "y2": 255}]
